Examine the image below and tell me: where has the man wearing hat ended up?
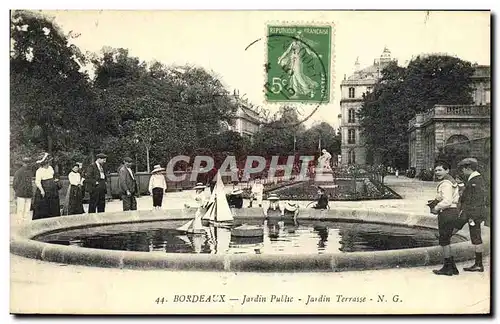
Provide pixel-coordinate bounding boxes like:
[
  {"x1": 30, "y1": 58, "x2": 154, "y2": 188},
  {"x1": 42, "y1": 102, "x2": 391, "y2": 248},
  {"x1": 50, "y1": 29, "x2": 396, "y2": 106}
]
[
  {"x1": 264, "y1": 193, "x2": 283, "y2": 217},
  {"x1": 227, "y1": 188, "x2": 243, "y2": 209},
  {"x1": 312, "y1": 187, "x2": 329, "y2": 209},
  {"x1": 282, "y1": 201, "x2": 299, "y2": 219},
  {"x1": 13, "y1": 157, "x2": 34, "y2": 224},
  {"x1": 186, "y1": 183, "x2": 208, "y2": 209},
  {"x1": 85, "y1": 153, "x2": 108, "y2": 213},
  {"x1": 250, "y1": 177, "x2": 264, "y2": 207},
  {"x1": 148, "y1": 164, "x2": 167, "y2": 210},
  {"x1": 456, "y1": 157, "x2": 488, "y2": 272},
  {"x1": 118, "y1": 157, "x2": 138, "y2": 211}
]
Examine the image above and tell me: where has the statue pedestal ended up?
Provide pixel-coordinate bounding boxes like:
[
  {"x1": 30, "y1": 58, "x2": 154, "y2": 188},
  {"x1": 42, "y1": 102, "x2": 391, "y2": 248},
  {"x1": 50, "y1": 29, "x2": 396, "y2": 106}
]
[{"x1": 314, "y1": 170, "x2": 338, "y2": 188}]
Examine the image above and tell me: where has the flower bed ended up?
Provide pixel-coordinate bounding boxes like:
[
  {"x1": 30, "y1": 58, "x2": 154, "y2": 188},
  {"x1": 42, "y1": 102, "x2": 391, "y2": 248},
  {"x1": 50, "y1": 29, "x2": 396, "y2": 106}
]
[{"x1": 257, "y1": 178, "x2": 401, "y2": 201}]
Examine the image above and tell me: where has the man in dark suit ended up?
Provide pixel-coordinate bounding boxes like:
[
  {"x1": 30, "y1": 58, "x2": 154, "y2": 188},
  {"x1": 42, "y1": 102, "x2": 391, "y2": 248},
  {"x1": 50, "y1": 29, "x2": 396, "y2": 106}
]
[
  {"x1": 85, "y1": 153, "x2": 107, "y2": 213},
  {"x1": 313, "y1": 187, "x2": 329, "y2": 209},
  {"x1": 456, "y1": 158, "x2": 488, "y2": 272},
  {"x1": 118, "y1": 157, "x2": 138, "y2": 211}
]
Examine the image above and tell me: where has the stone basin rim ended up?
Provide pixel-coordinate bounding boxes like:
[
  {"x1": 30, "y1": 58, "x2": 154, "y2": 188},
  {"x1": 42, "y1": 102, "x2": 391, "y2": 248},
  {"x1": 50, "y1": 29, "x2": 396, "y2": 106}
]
[{"x1": 10, "y1": 208, "x2": 490, "y2": 272}]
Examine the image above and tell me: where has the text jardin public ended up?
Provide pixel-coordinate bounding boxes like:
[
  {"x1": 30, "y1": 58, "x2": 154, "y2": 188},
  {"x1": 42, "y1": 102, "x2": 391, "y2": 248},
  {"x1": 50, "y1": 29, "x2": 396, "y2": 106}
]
[{"x1": 156, "y1": 294, "x2": 402, "y2": 305}]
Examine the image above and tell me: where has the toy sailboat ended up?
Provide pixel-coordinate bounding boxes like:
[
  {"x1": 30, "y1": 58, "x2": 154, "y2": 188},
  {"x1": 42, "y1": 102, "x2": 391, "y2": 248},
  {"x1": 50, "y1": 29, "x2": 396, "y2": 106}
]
[
  {"x1": 176, "y1": 206, "x2": 205, "y2": 234},
  {"x1": 207, "y1": 225, "x2": 231, "y2": 254},
  {"x1": 201, "y1": 172, "x2": 234, "y2": 226}
]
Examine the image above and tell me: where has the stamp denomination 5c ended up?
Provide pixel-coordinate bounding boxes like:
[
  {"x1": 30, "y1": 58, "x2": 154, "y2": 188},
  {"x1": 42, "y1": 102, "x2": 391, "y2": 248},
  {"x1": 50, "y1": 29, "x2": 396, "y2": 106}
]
[{"x1": 266, "y1": 25, "x2": 332, "y2": 104}]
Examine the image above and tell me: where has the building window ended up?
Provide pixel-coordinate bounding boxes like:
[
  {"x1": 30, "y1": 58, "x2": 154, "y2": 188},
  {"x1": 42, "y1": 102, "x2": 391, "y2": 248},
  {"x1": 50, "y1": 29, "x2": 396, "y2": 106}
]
[
  {"x1": 485, "y1": 89, "x2": 491, "y2": 104},
  {"x1": 348, "y1": 109, "x2": 356, "y2": 123},
  {"x1": 348, "y1": 87, "x2": 355, "y2": 98},
  {"x1": 348, "y1": 129, "x2": 356, "y2": 144},
  {"x1": 348, "y1": 150, "x2": 356, "y2": 164}
]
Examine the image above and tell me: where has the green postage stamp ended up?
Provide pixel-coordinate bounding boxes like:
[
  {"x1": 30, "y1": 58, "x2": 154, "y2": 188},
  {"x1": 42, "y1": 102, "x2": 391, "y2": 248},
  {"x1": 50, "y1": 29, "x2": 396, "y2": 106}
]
[{"x1": 265, "y1": 25, "x2": 332, "y2": 104}]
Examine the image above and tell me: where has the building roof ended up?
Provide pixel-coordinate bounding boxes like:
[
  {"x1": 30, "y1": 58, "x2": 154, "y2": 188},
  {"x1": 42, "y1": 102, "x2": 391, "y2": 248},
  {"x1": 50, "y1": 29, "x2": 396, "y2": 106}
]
[
  {"x1": 237, "y1": 105, "x2": 264, "y2": 124},
  {"x1": 472, "y1": 65, "x2": 490, "y2": 79},
  {"x1": 346, "y1": 64, "x2": 381, "y2": 81},
  {"x1": 342, "y1": 47, "x2": 397, "y2": 85}
]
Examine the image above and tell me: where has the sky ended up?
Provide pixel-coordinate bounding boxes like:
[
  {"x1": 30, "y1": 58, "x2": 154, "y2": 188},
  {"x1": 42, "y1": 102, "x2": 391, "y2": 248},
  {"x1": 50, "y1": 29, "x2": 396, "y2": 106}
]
[{"x1": 43, "y1": 10, "x2": 490, "y2": 129}]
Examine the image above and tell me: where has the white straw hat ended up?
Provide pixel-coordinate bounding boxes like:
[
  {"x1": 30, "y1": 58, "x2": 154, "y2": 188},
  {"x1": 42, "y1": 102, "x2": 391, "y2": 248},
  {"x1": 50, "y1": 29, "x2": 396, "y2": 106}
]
[
  {"x1": 193, "y1": 182, "x2": 206, "y2": 190},
  {"x1": 151, "y1": 164, "x2": 165, "y2": 174}
]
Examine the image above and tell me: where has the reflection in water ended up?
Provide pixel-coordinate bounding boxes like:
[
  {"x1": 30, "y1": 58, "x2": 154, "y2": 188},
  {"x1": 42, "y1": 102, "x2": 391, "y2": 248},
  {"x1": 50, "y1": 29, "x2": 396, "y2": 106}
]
[
  {"x1": 317, "y1": 228, "x2": 328, "y2": 249},
  {"x1": 37, "y1": 220, "x2": 467, "y2": 255}
]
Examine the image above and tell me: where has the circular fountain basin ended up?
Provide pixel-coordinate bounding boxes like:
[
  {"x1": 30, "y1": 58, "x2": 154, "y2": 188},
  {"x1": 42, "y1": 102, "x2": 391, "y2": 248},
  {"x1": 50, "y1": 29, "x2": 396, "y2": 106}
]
[{"x1": 10, "y1": 208, "x2": 490, "y2": 272}]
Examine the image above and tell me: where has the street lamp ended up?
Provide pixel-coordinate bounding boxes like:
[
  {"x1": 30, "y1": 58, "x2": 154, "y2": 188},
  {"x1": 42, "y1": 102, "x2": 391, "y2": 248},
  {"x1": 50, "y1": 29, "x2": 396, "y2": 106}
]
[{"x1": 134, "y1": 136, "x2": 139, "y2": 173}]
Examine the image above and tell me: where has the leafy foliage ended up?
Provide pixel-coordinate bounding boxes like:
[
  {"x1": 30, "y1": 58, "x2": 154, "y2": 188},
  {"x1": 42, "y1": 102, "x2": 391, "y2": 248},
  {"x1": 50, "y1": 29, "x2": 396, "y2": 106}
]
[
  {"x1": 10, "y1": 10, "x2": 340, "y2": 175},
  {"x1": 358, "y1": 55, "x2": 475, "y2": 169}
]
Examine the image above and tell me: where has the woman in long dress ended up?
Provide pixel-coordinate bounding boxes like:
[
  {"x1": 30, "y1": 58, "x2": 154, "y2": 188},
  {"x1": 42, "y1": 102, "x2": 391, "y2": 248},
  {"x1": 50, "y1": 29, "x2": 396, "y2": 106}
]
[
  {"x1": 66, "y1": 163, "x2": 84, "y2": 215},
  {"x1": 277, "y1": 31, "x2": 319, "y2": 98},
  {"x1": 32, "y1": 153, "x2": 61, "y2": 220}
]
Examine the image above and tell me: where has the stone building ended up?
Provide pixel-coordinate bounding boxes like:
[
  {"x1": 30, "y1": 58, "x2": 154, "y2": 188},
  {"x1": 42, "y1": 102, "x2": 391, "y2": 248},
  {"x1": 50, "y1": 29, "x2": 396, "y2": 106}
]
[
  {"x1": 339, "y1": 47, "x2": 397, "y2": 165},
  {"x1": 220, "y1": 104, "x2": 263, "y2": 139},
  {"x1": 408, "y1": 65, "x2": 491, "y2": 172}
]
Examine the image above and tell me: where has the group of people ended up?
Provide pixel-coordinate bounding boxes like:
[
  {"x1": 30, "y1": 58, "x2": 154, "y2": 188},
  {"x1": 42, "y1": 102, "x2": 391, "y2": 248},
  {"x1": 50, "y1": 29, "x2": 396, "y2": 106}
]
[
  {"x1": 431, "y1": 157, "x2": 488, "y2": 276},
  {"x1": 187, "y1": 177, "x2": 329, "y2": 219},
  {"x1": 13, "y1": 152, "x2": 169, "y2": 224}
]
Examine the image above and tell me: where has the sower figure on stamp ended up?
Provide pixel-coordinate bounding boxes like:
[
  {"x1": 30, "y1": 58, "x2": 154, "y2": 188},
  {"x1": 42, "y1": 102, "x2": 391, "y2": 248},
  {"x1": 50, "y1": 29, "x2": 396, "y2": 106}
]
[
  {"x1": 455, "y1": 158, "x2": 488, "y2": 272},
  {"x1": 85, "y1": 153, "x2": 107, "y2": 213},
  {"x1": 118, "y1": 157, "x2": 138, "y2": 211},
  {"x1": 430, "y1": 161, "x2": 460, "y2": 276}
]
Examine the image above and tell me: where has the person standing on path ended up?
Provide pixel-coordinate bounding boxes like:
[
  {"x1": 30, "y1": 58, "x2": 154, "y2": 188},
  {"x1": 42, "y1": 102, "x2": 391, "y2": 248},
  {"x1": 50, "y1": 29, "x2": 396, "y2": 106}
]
[
  {"x1": 456, "y1": 158, "x2": 488, "y2": 272},
  {"x1": 148, "y1": 164, "x2": 167, "y2": 210},
  {"x1": 85, "y1": 153, "x2": 108, "y2": 213},
  {"x1": 431, "y1": 161, "x2": 460, "y2": 276},
  {"x1": 250, "y1": 177, "x2": 264, "y2": 207},
  {"x1": 66, "y1": 163, "x2": 85, "y2": 215},
  {"x1": 118, "y1": 157, "x2": 138, "y2": 211},
  {"x1": 32, "y1": 153, "x2": 61, "y2": 220},
  {"x1": 312, "y1": 187, "x2": 329, "y2": 209},
  {"x1": 13, "y1": 157, "x2": 33, "y2": 224}
]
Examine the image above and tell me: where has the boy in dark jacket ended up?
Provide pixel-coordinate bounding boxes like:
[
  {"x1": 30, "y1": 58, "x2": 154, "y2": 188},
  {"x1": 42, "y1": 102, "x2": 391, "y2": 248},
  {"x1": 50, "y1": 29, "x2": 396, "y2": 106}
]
[
  {"x1": 456, "y1": 158, "x2": 488, "y2": 272},
  {"x1": 13, "y1": 157, "x2": 33, "y2": 224},
  {"x1": 313, "y1": 187, "x2": 329, "y2": 209}
]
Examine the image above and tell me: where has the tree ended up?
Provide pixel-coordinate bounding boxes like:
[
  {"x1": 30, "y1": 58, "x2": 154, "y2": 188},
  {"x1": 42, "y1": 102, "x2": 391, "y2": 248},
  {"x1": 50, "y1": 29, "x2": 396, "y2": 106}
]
[
  {"x1": 298, "y1": 122, "x2": 340, "y2": 157},
  {"x1": 10, "y1": 10, "x2": 99, "y2": 173},
  {"x1": 358, "y1": 55, "x2": 474, "y2": 169},
  {"x1": 91, "y1": 49, "x2": 239, "y2": 172},
  {"x1": 251, "y1": 105, "x2": 304, "y2": 156}
]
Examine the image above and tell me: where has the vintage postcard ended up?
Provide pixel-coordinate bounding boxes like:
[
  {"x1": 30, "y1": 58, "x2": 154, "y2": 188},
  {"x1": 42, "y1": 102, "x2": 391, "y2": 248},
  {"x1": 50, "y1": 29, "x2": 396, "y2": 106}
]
[{"x1": 9, "y1": 10, "x2": 491, "y2": 315}]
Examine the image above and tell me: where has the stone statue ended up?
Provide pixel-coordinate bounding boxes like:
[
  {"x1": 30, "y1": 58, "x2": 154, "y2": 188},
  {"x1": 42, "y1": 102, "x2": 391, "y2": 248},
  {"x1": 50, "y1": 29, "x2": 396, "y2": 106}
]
[{"x1": 317, "y1": 149, "x2": 332, "y2": 172}]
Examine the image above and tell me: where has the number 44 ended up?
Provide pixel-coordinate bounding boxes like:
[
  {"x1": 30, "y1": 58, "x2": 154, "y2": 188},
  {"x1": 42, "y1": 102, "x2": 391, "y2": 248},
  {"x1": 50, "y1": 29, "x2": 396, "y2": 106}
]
[{"x1": 155, "y1": 297, "x2": 166, "y2": 304}]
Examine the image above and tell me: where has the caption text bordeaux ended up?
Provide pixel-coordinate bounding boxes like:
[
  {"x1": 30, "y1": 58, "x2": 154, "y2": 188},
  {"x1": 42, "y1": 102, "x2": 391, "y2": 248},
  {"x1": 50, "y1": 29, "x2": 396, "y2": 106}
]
[{"x1": 155, "y1": 294, "x2": 403, "y2": 305}]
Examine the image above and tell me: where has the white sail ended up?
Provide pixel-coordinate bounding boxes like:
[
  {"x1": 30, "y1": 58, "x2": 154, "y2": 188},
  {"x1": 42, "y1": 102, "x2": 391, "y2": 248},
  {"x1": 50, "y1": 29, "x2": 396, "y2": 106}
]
[
  {"x1": 202, "y1": 201, "x2": 216, "y2": 221},
  {"x1": 206, "y1": 186, "x2": 216, "y2": 205},
  {"x1": 189, "y1": 234, "x2": 204, "y2": 254},
  {"x1": 188, "y1": 209, "x2": 203, "y2": 233},
  {"x1": 214, "y1": 172, "x2": 233, "y2": 222},
  {"x1": 177, "y1": 207, "x2": 204, "y2": 233},
  {"x1": 176, "y1": 219, "x2": 194, "y2": 232},
  {"x1": 207, "y1": 225, "x2": 216, "y2": 254},
  {"x1": 177, "y1": 235, "x2": 192, "y2": 246},
  {"x1": 215, "y1": 226, "x2": 231, "y2": 254}
]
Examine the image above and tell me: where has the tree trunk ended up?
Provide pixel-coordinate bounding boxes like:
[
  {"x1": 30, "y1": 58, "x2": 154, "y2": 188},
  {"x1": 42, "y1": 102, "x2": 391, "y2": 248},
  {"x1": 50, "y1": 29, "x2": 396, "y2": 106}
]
[
  {"x1": 47, "y1": 133, "x2": 53, "y2": 153},
  {"x1": 146, "y1": 145, "x2": 150, "y2": 173}
]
